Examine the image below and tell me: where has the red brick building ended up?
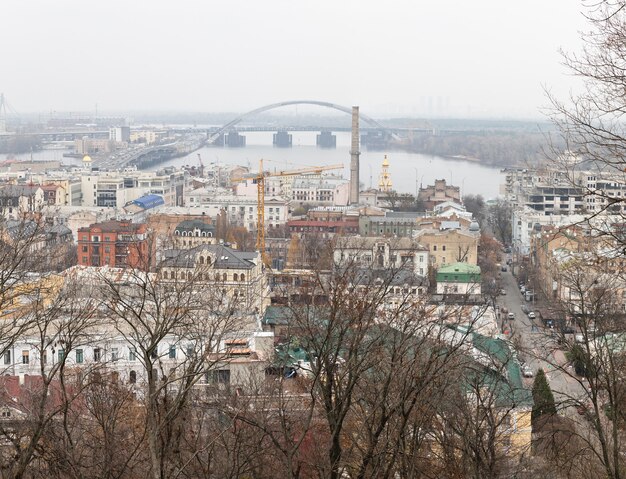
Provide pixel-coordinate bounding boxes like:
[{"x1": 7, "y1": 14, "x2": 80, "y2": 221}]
[{"x1": 77, "y1": 221, "x2": 149, "y2": 269}]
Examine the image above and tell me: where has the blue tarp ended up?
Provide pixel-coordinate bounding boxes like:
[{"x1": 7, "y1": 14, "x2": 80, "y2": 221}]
[{"x1": 131, "y1": 194, "x2": 164, "y2": 210}]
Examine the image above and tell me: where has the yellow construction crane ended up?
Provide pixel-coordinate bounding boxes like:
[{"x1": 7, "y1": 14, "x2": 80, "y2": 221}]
[{"x1": 233, "y1": 159, "x2": 343, "y2": 262}]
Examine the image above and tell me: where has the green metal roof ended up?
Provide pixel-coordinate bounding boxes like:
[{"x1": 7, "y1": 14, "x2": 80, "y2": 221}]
[{"x1": 437, "y1": 262, "x2": 481, "y2": 275}]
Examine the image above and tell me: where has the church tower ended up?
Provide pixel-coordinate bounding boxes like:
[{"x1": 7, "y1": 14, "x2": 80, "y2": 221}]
[{"x1": 378, "y1": 155, "x2": 393, "y2": 192}]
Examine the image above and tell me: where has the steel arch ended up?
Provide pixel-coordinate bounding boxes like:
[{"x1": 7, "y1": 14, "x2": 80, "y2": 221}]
[{"x1": 208, "y1": 100, "x2": 386, "y2": 143}]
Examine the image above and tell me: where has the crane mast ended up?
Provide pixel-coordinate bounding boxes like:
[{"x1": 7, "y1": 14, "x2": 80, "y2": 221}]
[{"x1": 233, "y1": 159, "x2": 344, "y2": 264}]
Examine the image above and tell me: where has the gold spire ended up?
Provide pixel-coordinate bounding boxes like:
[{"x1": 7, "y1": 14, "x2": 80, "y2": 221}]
[{"x1": 378, "y1": 155, "x2": 393, "y2": 192}]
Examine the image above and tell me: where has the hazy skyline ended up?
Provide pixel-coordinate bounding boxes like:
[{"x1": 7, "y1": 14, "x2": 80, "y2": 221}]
[{"x1": 2, "y1": 1, "x2": 586, "y2": 119}]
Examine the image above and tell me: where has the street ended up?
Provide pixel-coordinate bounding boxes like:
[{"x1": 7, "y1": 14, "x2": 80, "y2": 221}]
[{"x1": 496, "y1": 265, "x2": 584, "y2": 404}]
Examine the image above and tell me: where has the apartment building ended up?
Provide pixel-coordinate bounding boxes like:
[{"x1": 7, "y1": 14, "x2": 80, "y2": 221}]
[
  {"x1": 185, "y1": 188, "x2": 288, "y2": 231},
  {"x1": 77, "y1": 220, "x2": 149, "y2": 269},
  {"x1": 414, "y1": 223, "x2": 480, "y2": 268},
  {"x1": 0, "y1": 185, "x2": 45, "y2": 219},
  {"x1": 333, "y1": 236, "x2": 429, "y2": 277}
]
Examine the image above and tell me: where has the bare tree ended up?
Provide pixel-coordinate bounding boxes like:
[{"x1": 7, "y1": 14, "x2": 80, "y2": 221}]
[{"x1": 97, "y1": 246, "x2": 238, "y2": 479}]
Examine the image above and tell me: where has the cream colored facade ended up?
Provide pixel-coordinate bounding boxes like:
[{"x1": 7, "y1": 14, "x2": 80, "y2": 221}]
[
  {"x1": 415, "y1": 228, "x2": 479, "y2": 267},
  {"x1": 160, "y1": 245, "x2": 270, "y2": 321}
]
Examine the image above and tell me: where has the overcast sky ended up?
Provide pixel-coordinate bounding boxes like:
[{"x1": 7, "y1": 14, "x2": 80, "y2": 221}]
[{"x1": 1, "y1": 0, "x2": 587, "y2": 119}]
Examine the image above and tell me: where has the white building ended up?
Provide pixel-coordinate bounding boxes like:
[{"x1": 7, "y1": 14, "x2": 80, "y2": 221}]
[
  {"x1": 80, "y1": 168, "x2": 187, "y2": 207},
  {"x1": 333, "y1": 236, "x2": 429, "y2": 277},
  {"x1": 185, "y1": 188, "x2": 289, "y2": 231},
  {"x1": 109, "y1": 126, "x2": 130, "y2": 143}
]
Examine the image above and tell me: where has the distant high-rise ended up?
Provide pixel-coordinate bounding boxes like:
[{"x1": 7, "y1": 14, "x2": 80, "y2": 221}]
[{"x1": 109, "y1": 126, "x2": 130, "y2": 143}]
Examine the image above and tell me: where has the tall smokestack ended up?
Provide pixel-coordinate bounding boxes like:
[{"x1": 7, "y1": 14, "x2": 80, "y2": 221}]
[{"x1": 349, "y1": 106, "x2": 360, "y2": 205}]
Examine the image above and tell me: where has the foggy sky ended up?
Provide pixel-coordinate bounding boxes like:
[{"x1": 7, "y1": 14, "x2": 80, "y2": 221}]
[{"x1": 1, "y1": 0, "x2": 586, "y2": 119}]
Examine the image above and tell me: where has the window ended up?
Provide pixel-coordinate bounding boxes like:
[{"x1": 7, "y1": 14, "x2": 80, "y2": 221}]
[
  {"x1": 169, "y1": 346, "x2": 176, "y2": 359},
  {"x1": 58, "y1": 349, "x2": 65, "y2": 362},
  {"x1": 433, "y1": 245, "x2": 437, "y2": 251},
  {"x1": 82, "y1": 245, "x2": 88, "y2": 253},
  {"x1": 94, "y1": 348, "x2": 101, "y2": 362},
  {"x1": 129, "y1": 347, "x2": 136, "y2": 361},
  {"x1": 129, "y1": 370, "x2": 137, "y2": 384},
  {"x1": 76, "y1": 349, "x2": 83, "y2": 364},
  {"x1": 442, "y1": 245, "x2": 446, "y2": 251},
  {"x1": 22, "y1": 350, "x2": 29, "y2": 365},
  {"x1": 211, "y1": 369, "x2": 231, "y2": 384},
  {"x1": 233, "y1": 273, "x2": 238, "y2": 281},
  {"x1": 111, "y1": 348, "x2": 119, "y2": 361},
  {"x1": 3, "y1": 351, "x2": 10, "y2": 365}
]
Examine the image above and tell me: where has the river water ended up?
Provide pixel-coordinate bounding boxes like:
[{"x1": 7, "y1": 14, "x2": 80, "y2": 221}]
[{"x1": 9, "y1": 131, "x2": 503, "y2": 198}]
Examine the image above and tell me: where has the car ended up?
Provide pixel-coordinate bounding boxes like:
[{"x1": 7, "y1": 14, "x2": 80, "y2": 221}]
[
  {"x1": 561, "y1": 326, "x2": 576, "y2": 335},
  {"x1": 522, "y1": 365, "x2": 534, "y2": 378},
  {"x1": 521, "y1": 304, "x2": 530, "y2": 314},
  {"x1": 528, "y1": 312, "x2": 536, "y2": 320},
  {"x1": 500, "y1": 289, "x2": 506, "y2": 295},
  {"x1": 501, "y1": 266, "x2": 508, "y2": 272},
  {"x1": 508, "y1": 312, "x2": 515, "y2": 321},
  {"x1": 575, "y1": 333, "x2": 585, "y2": 344}
]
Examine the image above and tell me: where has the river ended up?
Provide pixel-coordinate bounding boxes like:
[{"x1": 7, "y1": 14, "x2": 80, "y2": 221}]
[{"x1": 9, "y1": 131, "x2": 503, "y2": 199}]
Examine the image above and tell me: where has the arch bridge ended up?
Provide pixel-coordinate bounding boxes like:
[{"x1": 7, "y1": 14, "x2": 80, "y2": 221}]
[{"x1": 208, "y1": 100, "x2": 391, "y2": 144}]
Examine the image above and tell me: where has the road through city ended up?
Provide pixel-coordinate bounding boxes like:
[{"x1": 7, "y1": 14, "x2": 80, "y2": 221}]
[{"x1": 497, "y1": 265, "x2": 584, "y2": 406}]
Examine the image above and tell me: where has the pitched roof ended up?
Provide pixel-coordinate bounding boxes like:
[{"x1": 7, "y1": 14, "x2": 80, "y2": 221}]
[{"x1": 162, "y1": 244, "x2": 258, "y2": 269}]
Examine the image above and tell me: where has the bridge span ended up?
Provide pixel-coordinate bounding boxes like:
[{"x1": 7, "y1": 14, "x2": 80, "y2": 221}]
[{"x1": 206, "y1": 100, "x2": 394, "y2": 145}]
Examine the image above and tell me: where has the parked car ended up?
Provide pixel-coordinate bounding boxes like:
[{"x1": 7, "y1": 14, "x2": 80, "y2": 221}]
[
  {"x1": 522, "y1": 365, "x2": 534, "y2": 378},
  {"x1": 501, "y1": 266, "x2": 507, "y2": 272},
  {"x1": 508, "y1": 312, "x2": 515, "y2": 321},
  {"x1": 500, "y1": 289, "x2": 506, "y2": 295},
  {"x1": 561, "y1": 326, "x2": 576, "y2": 334},
  {"x1": 575, "y1": 333, "x2": 585, "y2": 343},
  {"x1": 521, "y1": 304, "x2": 530, "y2": 314},
  {"x1": 528, "y1": 312, "x2": 536, "y2": 320}
]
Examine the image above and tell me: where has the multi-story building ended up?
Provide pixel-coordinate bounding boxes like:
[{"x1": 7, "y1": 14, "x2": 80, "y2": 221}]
[
  {"x1": 511, "y1": 207, "x2": 587, "y2": 256},
  {"x1": 288, "y1": 208, "x2": 359, "y2": 238},
  {"x1": 333, "y1": 237, "x2": 429, "y2": 277},
  {"x1": 185, "y1": 189, "x2": 288, "y2": 231},
  {"x1": 418, "y1": 179, "x2": 461, "y2": 209},
  {"x1": 109, "y1": 126, "x2": 130, "y2": 143},
  {"x1": 172, "y1": 219, "x2": 217, "y2": 248},
  {"x1": 77, "y1": 220, "x2": 149, "y2": 269},
  {"x1": 40, "y1": 184, "x2": 66, "y2": 206},
  {"x1": 160, "y1": 244, "x2": 270, "y2": 317},
  {"x1": 414, "y1": 223, "x2": 480, "y2": 268},
  {"x1": 0, "y1": 185, "x2": 45, "y2": 219},
  {"x1": 290, "y1": 176, "x2": 350, "y2": 206},
  {"x1": 74, "y1": 138, "x2": 116, "y2": 155},
  {"x1": 436, "y1": 262, "x2": 481, "y2": 295},
  {"x1": 3, "y1": 319, "x2": 274, "y2": 393},
  {"x1": 503, "y1": 166, "x2": 626, "y2": 216},
  {"x1": 359, "y1": 211, "x2": 427, "y2": 237},
  {"x1": 80, "y1": 168, "x2": 187, "y2": 207}
]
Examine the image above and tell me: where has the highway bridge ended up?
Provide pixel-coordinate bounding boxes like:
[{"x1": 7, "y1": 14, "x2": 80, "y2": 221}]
[{"x1": 92, "y1": 134, "x2": 205, "y2": 170}]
